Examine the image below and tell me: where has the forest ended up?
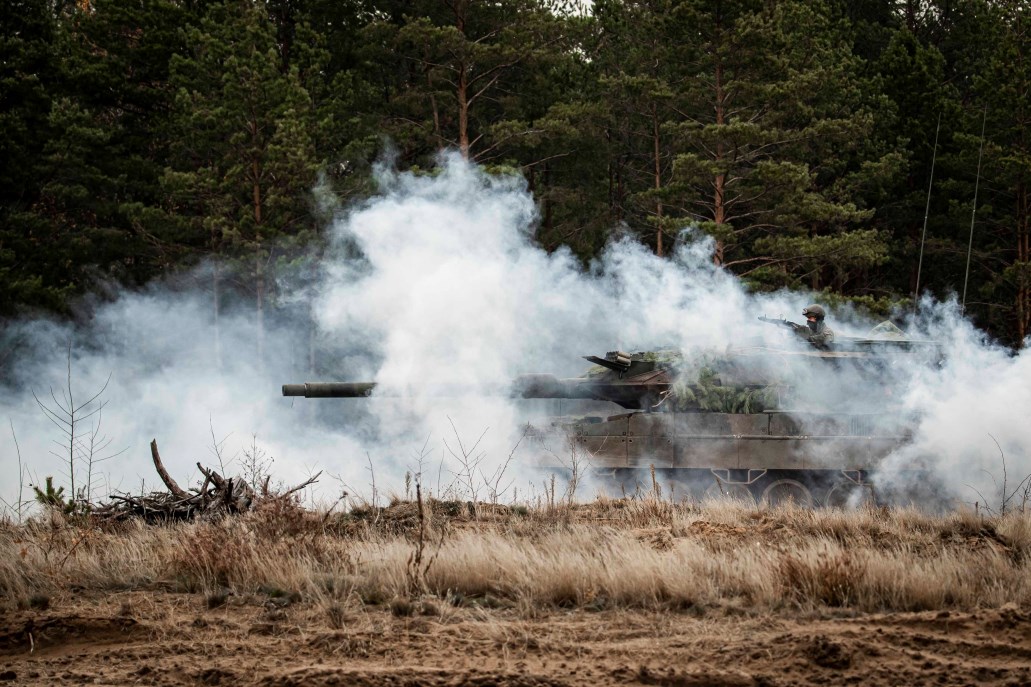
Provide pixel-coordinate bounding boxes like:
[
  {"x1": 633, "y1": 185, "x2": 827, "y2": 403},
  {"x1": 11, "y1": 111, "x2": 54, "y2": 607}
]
[{"x1": 1, "y1": 0, "x2": 1029, "y2": 347}]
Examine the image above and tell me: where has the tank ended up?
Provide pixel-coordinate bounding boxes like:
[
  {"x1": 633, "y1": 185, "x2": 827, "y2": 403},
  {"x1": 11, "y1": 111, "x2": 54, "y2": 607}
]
[{"x1": 283, "y1": 319, "x2": 942, "y2": 507}]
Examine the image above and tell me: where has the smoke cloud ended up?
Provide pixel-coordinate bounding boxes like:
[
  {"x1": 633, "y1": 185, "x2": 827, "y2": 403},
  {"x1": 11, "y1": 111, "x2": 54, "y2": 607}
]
[{"x1": 1, "y1": 154, "x2": 1028, "y2": 512}]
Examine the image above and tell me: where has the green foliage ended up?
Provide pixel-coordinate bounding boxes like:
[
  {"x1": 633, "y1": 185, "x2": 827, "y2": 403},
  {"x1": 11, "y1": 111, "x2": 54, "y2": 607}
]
[
  {"x1": 668, "y1": 367, "x2": 778, "y2": 414},
  {"x1": 30, "y1": 475, "x2": 92, "y2": 516},
  {"x1": 2, "y1": 0, "x2": 1031, "y2": 345},
  {"x1": 32, "y1": 476, "x2": 66, "y2": 509},
  {"x1": 0, "y1": 0, "x2": 62, "y2": 313}
]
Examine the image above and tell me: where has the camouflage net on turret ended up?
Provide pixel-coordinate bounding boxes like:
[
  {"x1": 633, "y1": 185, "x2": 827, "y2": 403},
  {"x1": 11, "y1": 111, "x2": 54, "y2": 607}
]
[
  {"x1": 585, "y1": 349, "x2": 783, "y2": 413},
  {"x1": 666, "y1": 368, "x2": 778, "y2": 413},
  {"x1": 666, "y1": 354, "x2": 781, "y2": 413}
]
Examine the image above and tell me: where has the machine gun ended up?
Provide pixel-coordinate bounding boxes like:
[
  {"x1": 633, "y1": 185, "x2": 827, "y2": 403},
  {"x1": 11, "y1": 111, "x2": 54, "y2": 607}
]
[{"x1": 758, "y1": 315, "x2": 809, "y2": 336}]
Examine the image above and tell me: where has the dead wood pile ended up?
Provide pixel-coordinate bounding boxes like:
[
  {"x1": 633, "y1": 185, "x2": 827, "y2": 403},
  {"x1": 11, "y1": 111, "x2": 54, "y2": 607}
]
[{"x1": 91, "y1": 439, "x2": 319, "y2": 523}]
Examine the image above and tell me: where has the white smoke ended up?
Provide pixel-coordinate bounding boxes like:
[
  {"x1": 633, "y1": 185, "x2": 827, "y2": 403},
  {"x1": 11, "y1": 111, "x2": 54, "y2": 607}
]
[
  {"x1": 1, "y1": 153, "x2": 1028, "y2": 513},
  {"x1": 876, "y1": 301, "x2": 1031, "y2": 507}
]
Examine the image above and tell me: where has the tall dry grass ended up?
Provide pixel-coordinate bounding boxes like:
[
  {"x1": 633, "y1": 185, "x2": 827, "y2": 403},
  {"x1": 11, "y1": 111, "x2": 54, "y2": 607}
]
[{"x1": 2, "y1": 498, "x2": 1029, "y2": 617}]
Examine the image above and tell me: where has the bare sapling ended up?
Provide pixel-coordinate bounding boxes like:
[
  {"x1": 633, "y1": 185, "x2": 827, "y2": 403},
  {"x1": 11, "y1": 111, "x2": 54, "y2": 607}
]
[
  {"x1": 354, "y1": 452, "x2": 381, "y2": 526},
  {"x1": 443, "y1": 417, "x2": 489, "y2": 513},
  {"x1": 1, "y1": 420, "x2": 30, "y2": 523},
  {"x1": 969, "y1": 433, "x2": 1031, "y2": 515},
  {"x1": 405, "y1": 435, "x2": 432, "y2": 502},
  {"x1": 562, "y1": 435, "x2": 590, "y2": 505},
  {"x1": 481, "y1": 424, "x2": 528, "y2": 506},
  {"x1": 80, "y1": 406, "x2": 127, "y2": 503},
  {"x1": 32, "y1": 342, "x2": 124, "y2": 509},
  {"x1": 532, "y1": 428, "x2": 592, "y2": 507},
  {"x1": 989, "y1": 433, "x2": 1031, "y2": 515},
  {"x1": 405, "y1": 480, "x2": 445, "y2": 596},
  {"x1": 208, "y1": 416, "x2": 233, "y2": 476},
  {"x1": 241, "y1": 434, "x2": 274, "y2": 495},
  {"x1": 1012, "y1": 475, "x2": 1031, "y2": 514}
]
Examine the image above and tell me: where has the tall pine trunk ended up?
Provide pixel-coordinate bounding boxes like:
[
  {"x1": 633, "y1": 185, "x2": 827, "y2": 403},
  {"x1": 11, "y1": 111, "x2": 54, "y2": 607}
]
[
  {"x1": 455, "y1": 1, "x2": 470, "y2": 159},
  {"x1": 1017, "y1": 175, "x2": 1029, "y2": 344},
  {"x1": 213, "y1": 263, "x2": 222, "y2": 371},
  {"x1": 712, "y1": 50, "x2": 727, "y2": 267},
  {"x1": 652, "y1": 103, "x2": 664, "y2": 257},
  {"x1": 256, "y1": 247, "x2": 265, "y2": 366},
  {"x1": 458, "y1": 63, "x2": 469, "y2": 159},
  {"x1": 1017, "y1": 26, "x2": 1029, "y2": 345},
  {"x1": 253, "y1": 157, "x2": 265, "y2": 367}
]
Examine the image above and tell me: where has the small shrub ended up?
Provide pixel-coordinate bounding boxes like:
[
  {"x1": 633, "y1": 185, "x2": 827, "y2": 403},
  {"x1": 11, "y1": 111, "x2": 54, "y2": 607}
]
[
  {"x1": 28, "y1": 594, "x2": 50, "y2": 610},
  {"x1": 247, "y1": 496, "x2": 318, "y2": 540},
  {"x1": 206, "y1": 589, "x2": 230, "y2": 609},
  {"x1": 325, "y1": 602, "x2": 348, "y2": 629},
  {"x1": 173, "y1": 523, "x2": 253, "y2": 589},
  {"x1": 779, "y1": 546, "x2": 864, "y2": 607},
  {"x1": 258, "y1": 585, "x2": 301, "y2": 602},
  {"x1": 389, "y1": 596, "x2": 415, "y2": 617},
  {"x1": 360, "y1": 587, "x2": 388, "y2": 605}
]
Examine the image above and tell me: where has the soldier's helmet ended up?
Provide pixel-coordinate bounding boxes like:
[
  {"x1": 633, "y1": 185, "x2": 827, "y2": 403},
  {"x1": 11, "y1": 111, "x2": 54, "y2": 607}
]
[{"x1": 802, "y1": 304, "x2": 826, "y2": 320}]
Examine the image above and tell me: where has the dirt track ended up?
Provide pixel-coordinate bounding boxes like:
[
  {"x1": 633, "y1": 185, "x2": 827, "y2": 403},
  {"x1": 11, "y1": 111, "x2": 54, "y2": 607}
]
[{"x1": 2, "y1": 591, "x2": 1030, "y2": 686}]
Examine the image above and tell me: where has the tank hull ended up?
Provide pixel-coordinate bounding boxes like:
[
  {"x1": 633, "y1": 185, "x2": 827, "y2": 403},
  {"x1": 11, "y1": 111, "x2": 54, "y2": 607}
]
[{"x1": 528, "y1": 409, "x2": 923, "y2": 506}]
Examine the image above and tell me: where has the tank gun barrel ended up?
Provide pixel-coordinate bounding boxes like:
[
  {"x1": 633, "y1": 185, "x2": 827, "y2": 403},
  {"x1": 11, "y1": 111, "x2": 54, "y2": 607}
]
[
  {"x1": 282, "y1": 382, "x2": 376, "y2": 398},
  {"x1": 511, "y1": 374, "x2": 610, "y2": 400},
  {"x1": 281, "y1": 376, "x2": 602, "y2": 400},
  {"x1": 282, "y1": 373, "x2": 668, "y2": 409}
]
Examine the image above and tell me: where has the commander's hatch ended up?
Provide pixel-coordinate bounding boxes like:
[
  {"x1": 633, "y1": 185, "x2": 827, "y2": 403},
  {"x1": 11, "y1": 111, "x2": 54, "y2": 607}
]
[
  {"x1": 583, "y1": 350, "x2": 633, "y2": 377},
  {"x1": 835, "y1": 321, "x2": 942, "y2": 356}
]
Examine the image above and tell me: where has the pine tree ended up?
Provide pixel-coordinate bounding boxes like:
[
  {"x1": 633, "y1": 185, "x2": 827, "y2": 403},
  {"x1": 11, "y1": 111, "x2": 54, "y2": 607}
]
[
  {"x1": 1, "y1": 0, "x2": 196, "y2": 314},
  {"x1": 361, "y1": 0, "x2": 574, "y2": 163},
  {"x1": 664, "y1": 0, "x2": 898, "y2": 294},
  {"x1": 162, "y1": 0, "x2": 321, "y2": 363},
  {"x1": 0, "y1": 0, "x2": 67, "y2": 312},
  {"x1": 956, "y1": 0, "x2": 1031, "y2": 345},
  {"x1": 592, "y1": 0, "x2": 684, "y2": 256}
]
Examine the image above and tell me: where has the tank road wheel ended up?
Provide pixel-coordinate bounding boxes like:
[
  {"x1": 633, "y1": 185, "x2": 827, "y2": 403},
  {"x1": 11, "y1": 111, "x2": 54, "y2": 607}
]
[
  {"x1": 824, "y1": 482, "x2": 875, "y2": 509},
  {"x1": 703, "y1": 481, "x2": 755, "y2": 504},
  {"x1": 760, "y1": 479, "x2": 813, "y2": 509}
]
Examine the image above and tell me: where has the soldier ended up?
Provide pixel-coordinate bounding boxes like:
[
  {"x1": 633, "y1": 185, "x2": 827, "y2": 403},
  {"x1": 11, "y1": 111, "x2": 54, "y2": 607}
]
[{"x1": 801, "y1": 304, "x2": 834, "y2": 345}]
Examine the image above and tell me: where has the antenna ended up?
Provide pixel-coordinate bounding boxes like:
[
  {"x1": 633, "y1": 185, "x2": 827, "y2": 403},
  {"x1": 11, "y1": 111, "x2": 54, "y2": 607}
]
[
  {"x1": 914, "y1": 111, "x2": 941, "y2": 302},
  {"x1": 962, "y1": 104, "x2": 988, "y2": 311}
]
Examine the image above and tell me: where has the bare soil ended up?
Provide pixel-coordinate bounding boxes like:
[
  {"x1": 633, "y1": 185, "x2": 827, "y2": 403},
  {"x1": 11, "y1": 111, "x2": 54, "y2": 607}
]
[{"x1": 2, "y1": 589, "x2": 1030, "y2": 687}]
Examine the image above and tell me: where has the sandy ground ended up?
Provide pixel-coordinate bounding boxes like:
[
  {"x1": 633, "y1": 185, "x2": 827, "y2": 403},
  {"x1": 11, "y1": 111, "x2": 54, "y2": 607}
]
[{"x1": 2, "y1": 590, "x2": 1030, "y2": 687}]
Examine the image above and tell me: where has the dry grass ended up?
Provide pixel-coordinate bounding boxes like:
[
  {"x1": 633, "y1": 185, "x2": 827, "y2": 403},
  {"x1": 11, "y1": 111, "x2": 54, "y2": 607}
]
[{"x1": 2, "y1": 497, "x2": 1030, "y2": 618}]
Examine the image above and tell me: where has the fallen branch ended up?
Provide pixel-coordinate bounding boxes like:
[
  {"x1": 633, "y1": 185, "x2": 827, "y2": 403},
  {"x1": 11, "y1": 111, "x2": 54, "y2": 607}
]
[
  {"x1": 93, "y1": 439, "x2": 320, "y2": 523},
  {"x1": 151, "y1": 439, "x2": 188, "y2": 499},
  {"x1": 196, "y1": 462, "x2": 226, "y2": 490},
  {"x1": 281, "y1": 471, "x2": 322, "y2": 498}
]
